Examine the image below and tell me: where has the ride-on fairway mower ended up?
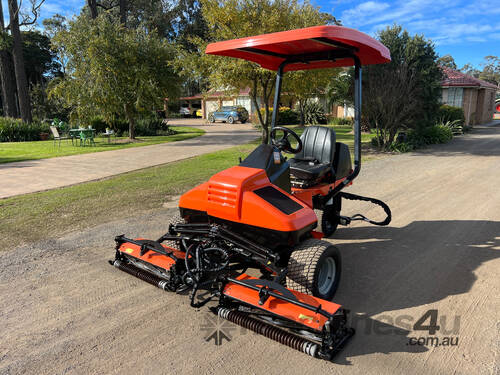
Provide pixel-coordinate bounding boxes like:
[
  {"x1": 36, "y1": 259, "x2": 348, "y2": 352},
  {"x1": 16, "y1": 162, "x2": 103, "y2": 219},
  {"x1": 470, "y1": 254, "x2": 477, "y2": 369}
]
[{"x1": 111, "y1": 26, "x2": 392, "y2": 360}]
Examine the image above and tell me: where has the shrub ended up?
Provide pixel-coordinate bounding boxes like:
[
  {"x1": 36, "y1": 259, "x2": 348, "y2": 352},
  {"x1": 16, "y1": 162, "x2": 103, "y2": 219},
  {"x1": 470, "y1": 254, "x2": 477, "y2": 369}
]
[
  {"x1": 109, "y1": 118, "x2": 129, "y2": 136},
  {"x1": 104, "y1": 116, "x2": 174, "y2": 137},
  {"x1": 302, "y1": 101, "x2": 326, "y2": 125},
  {"x1": 135, "y1": 117, "x2": 174, "y2": 136},
  {"x1": 418, "y1": 124, "x2": 453, "y2": 144},
  {"x1": 0, "y1": 118, "x2": 49, "y2": 142},
  {"x1": 404, "y1": 125, "x2": 453, "y2": 148},
  {"x1": 441, "y1": 119, "x2": 464, "y2": 135},
  {"x1": 258, "y1": 107, "x2": 299, "y2": 125},
  {"x1": 136, "y1": 117, "x2": 170, "y2": 136},
  {"x1": 328, "y1": 116, "x2": 353, "y2": 126},
  {"x1": 437, "y1": 105, "x2": 465, "y2": 124},
  {"x1": 90, "y1": 117, "x2": 108, "y2": 133},
  {"x1": 389, "y1": 124, "x2": 453, "y2": 152},
  {"x1": 389, "y1": 141, "x2": 415, "y2": 153}
]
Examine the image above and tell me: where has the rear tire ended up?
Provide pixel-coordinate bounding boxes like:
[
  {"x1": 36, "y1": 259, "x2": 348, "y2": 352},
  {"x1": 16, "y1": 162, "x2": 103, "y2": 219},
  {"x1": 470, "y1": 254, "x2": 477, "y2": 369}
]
[
  {"x1": 286, "y1": 239, "x2": 341, "y2": 300},
  {"x1": 208, "y1": 115, "x2": 215, "y2": 123},
  {"x1": 314, "y1": 195, "x2": 341, "y2": 237},
  {"x1": 227, "y1": 116, "x2": 234, "y2": 124}
]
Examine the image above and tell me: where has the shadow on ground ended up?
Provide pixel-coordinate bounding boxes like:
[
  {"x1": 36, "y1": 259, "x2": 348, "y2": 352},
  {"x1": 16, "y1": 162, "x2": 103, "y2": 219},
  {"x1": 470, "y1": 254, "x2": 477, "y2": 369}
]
[{"x1": 328, "y1": 220, "x2": 499, "y2": 364}]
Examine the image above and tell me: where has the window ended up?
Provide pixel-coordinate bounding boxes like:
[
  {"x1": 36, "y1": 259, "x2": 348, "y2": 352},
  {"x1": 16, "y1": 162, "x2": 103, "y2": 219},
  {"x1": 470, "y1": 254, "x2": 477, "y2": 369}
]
[{"x1": 444, "y1": 88, "x2": 463, "y2": 107}]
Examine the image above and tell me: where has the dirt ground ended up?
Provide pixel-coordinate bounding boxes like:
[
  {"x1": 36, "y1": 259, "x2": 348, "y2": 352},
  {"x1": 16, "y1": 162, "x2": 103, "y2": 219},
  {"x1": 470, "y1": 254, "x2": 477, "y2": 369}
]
[{"x1": 1, "y1": 122, "x2": 499, "y2": 375}]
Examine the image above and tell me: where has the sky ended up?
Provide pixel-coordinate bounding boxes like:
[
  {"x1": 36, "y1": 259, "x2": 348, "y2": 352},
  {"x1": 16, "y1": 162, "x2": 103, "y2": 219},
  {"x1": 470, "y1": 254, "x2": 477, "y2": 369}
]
[{"x1": 9, "y1": 0, "x2": 500, "y2": 69}]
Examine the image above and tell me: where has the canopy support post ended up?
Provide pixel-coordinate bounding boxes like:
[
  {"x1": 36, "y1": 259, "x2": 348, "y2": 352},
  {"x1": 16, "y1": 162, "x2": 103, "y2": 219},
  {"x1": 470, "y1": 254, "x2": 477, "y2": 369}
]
[
  {"x1": 353, "y1": 56, "x2": 362, "y2": 179},
  {"x1": 270, "y1": 63, "x2": 285, "y2": 143}
]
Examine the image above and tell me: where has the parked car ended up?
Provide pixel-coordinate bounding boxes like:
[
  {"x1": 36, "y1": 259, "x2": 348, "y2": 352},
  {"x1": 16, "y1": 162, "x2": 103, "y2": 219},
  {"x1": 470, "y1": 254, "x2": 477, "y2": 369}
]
[
  {"x1": 179, "y1": 102, "x2": 202, "y2": 117},
  {"x1": 208, "y1": 106, "x2": 249, "y2": 124}
]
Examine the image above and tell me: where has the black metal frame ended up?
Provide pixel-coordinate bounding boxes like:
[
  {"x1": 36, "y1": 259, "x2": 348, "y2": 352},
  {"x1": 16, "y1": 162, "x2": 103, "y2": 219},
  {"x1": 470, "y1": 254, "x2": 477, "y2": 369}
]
[
  {"x1": 166, "y1": 222, "x2": 281, "y2": 270},
  {"x1": 268, "y1": 51, "x2": 362, "y2": 201}
]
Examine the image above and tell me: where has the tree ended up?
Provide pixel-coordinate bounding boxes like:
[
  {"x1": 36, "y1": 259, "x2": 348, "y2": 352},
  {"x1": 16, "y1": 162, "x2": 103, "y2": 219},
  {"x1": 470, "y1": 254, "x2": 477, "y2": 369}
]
[
  {"x1": 8, "y1": 0, "x2": 32, "y2": 122},
  {"x1": 86, "y1": 0, "x2": 127, "y2": 24},
  {"x1": 285, "y1": 69, "x2": 337, "y2": 125},
  {"x1": 326, "y1": 69, "x2": 353, "y2": 107},
  {"x1": 43, "y1": 14, "x2": 69, "y2": 75},
  {"x1": 180, "y1": 0, "x2": 335, "y2": 143},
  {"x1": 479, "y1": 55, "x2": 499, "y2": 87},
  {"x1": 460, "y1": 63, "x2": 480, "y2": 78},
  {"x1": 460, "y1": 56, "x2": 499, "y2": 87},
  {"x1": 22, "y1": 31, "x2": 60, "y2": 85},
  {"x1": 50, "y1": 14, "x2": 180, "y2": 139},
  {"x1": 0, "y1": 0, "x2": 17, "y2": 117},
  {"x1": 2, "y1": 0, "x2": 45, "y2": 122},
  {"x1": 437, "y1": 54, "x2": 457, "y2": 69},
  {"x1": 363, "y1": 25, "x2": 442, "y2": 149}
]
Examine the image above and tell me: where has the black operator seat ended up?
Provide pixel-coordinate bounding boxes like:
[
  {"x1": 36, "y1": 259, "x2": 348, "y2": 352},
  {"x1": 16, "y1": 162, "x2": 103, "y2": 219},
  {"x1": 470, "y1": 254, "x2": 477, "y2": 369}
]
[{"x1": 289, "y1": 126, "x2": 336, "y2": 181}]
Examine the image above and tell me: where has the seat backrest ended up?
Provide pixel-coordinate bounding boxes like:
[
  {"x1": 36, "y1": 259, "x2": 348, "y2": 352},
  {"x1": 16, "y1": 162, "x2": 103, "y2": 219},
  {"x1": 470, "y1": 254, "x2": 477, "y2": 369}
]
[
  {"x1": 295, "y1": 126, "x2": 336, "y2": 165},
  {"x1": 50, "y1": 126, "x2": 59, "y2": 138}
]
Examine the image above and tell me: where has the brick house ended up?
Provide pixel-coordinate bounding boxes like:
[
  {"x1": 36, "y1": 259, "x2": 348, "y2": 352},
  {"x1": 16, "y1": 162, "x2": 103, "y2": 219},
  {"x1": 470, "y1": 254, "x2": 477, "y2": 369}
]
[
  {"x1": 175, "y1": 88, "x2": 256, "y2": 119},
  {"x1": 440, "y1": 67, "x2": 498, "y2": 125}
]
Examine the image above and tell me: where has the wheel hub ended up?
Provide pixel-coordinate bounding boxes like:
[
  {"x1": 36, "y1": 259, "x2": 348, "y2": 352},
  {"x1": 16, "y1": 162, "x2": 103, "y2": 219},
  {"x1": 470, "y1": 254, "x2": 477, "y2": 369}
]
[{"x1": 317, "y1": 257, "x2": 336, "y2": 295}]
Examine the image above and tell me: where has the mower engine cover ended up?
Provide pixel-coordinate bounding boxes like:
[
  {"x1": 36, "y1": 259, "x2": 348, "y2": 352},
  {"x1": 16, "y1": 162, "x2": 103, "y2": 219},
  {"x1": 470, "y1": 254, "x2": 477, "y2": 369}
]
[{"x1": 179, "y1": 165, "x2": 317, "y2": 248}]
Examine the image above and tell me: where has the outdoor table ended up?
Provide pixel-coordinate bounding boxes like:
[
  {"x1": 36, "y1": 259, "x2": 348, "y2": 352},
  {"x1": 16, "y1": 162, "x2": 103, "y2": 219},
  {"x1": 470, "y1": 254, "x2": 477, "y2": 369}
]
[{"x1": 69, "y1": 128, "x2": 96, "y2": 146}]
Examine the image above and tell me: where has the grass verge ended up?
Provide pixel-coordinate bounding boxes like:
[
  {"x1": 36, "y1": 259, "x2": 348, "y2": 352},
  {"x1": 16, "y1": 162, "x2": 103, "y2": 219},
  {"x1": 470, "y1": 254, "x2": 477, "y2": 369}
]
[
  {"x1": 1, "y1": 125, "x2": 376, "y2": 249},
  {"x1": 0, "y1": 126, "x2": 204, "y2": 164}
]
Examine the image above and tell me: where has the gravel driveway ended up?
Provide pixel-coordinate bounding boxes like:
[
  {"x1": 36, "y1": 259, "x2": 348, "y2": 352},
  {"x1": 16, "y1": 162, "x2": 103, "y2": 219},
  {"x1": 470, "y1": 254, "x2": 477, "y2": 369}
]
[{"x1": 1, "y1": 122, "x2": 499, "y2": 374}]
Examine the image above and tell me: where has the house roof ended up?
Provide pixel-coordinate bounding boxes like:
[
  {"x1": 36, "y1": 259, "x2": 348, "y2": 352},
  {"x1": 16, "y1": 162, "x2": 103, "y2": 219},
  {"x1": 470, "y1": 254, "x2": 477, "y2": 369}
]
[
  {"x1": 441, "y1": 66, "x2": 498, "y2": 89},
  {"x1": 205, "y1": 25, "x2": 390, "y2": 72},
  {"x1": 180, "y1": 88, "x2": 251, "y2": 101}
]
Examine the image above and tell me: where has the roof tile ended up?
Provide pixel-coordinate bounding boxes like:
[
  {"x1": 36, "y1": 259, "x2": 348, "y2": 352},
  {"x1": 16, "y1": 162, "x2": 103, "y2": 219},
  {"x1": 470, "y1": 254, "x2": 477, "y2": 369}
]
[{"x1": 441, "y1": 66, "x2": 497, "y2": 89}]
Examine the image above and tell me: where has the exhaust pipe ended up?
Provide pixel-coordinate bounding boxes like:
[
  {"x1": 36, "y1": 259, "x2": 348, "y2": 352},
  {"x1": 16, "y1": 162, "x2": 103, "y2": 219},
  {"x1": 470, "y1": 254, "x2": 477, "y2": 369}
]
[
  {"x1": 111, "y1": 259, "x2": 170, "y2": 291},
  {"x1": 217, "y1": 307, "x2": 319, "y2": 357}
]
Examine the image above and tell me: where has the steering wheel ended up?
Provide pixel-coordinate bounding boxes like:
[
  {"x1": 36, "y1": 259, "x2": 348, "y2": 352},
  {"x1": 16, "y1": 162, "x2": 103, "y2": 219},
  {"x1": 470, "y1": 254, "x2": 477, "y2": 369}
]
[{"x1": 270, "y1": 126, "x2": 303, "y2": 154}]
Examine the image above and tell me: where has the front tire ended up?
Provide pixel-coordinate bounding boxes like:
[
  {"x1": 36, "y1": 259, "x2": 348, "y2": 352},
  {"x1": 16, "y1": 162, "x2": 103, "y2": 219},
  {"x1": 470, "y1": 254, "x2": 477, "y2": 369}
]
[
  {"x1": 208, "y1": 115, "x2": 215, "y2": 123},
  {"x1": 286, "y1": 239, "x2": 341, "y2": 300},
  {"x1": 227, "y1": 116, "x2": 234, "y2": 124},
  {"x1": 164, "y1": 213, "x2": 185, "y2": 249}
]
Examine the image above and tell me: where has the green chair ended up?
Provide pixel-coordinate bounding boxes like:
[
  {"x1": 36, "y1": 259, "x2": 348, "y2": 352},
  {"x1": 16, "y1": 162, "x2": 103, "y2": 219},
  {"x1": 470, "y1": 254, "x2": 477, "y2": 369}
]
[{"x1": 80, "y1": 129, "x2": 96, "y2": 146}]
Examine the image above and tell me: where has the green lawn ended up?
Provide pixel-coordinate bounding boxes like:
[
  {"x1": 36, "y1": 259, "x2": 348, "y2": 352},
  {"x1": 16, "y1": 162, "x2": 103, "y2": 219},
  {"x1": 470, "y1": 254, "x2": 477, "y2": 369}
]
[
  {"x1": 0, "y1": 126, "x2": 204, "y2": 164},
  {"x1": 0, "y1": 125, "x2": 376, "y2": 249}
]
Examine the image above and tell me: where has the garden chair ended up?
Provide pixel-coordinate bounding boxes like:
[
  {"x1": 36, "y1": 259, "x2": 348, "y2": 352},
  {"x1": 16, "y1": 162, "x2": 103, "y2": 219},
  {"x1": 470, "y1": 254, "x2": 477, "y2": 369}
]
[
  {"x1": 50, "y1": 126, "x2": 71, "y2": 147},
  {"x1": 80, "y1": 129, "x2": 96, "y2": 146}
]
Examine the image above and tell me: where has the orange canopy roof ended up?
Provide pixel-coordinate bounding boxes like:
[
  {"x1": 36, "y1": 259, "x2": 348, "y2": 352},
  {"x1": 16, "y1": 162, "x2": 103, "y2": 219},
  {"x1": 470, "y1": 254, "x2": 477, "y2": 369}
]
[{"x1": 205, "y1": 26, "x2": 391, "y2": 71}]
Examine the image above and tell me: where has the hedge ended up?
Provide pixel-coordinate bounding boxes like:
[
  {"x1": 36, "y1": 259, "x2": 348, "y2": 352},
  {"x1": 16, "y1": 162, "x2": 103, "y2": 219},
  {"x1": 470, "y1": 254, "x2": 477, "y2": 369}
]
[
  {"x1": 437, "y1": 105, "x2": 465, "y2": 124},
  {"x1": 0, "y1": 118, "x2": 50, "y2": 142}
]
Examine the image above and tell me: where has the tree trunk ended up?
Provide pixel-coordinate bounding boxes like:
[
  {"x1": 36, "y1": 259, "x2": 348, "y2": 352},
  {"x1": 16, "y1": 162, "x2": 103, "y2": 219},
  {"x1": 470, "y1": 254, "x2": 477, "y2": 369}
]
[
  {"x1": 250, "y1": 79, "x2": 267, "y2": 144},
  {"x1": 124, "y1": 103, "x2": 135, "y2": 139},
  {"x1": 8, "y1": 0, "x2": 31, "y2": 123},
  {"x1": 88, "y1": 0, "x2": 98, "y2": 19},
  {"x1": 0, "y1": 0, "x2": 18, "y2": 118},
  {"x1": 119, "y1": 0, "x2": 127, "y2": 25},
  {"x1": 0, "y1": 51, "x2": 18, "y2": 118}
]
